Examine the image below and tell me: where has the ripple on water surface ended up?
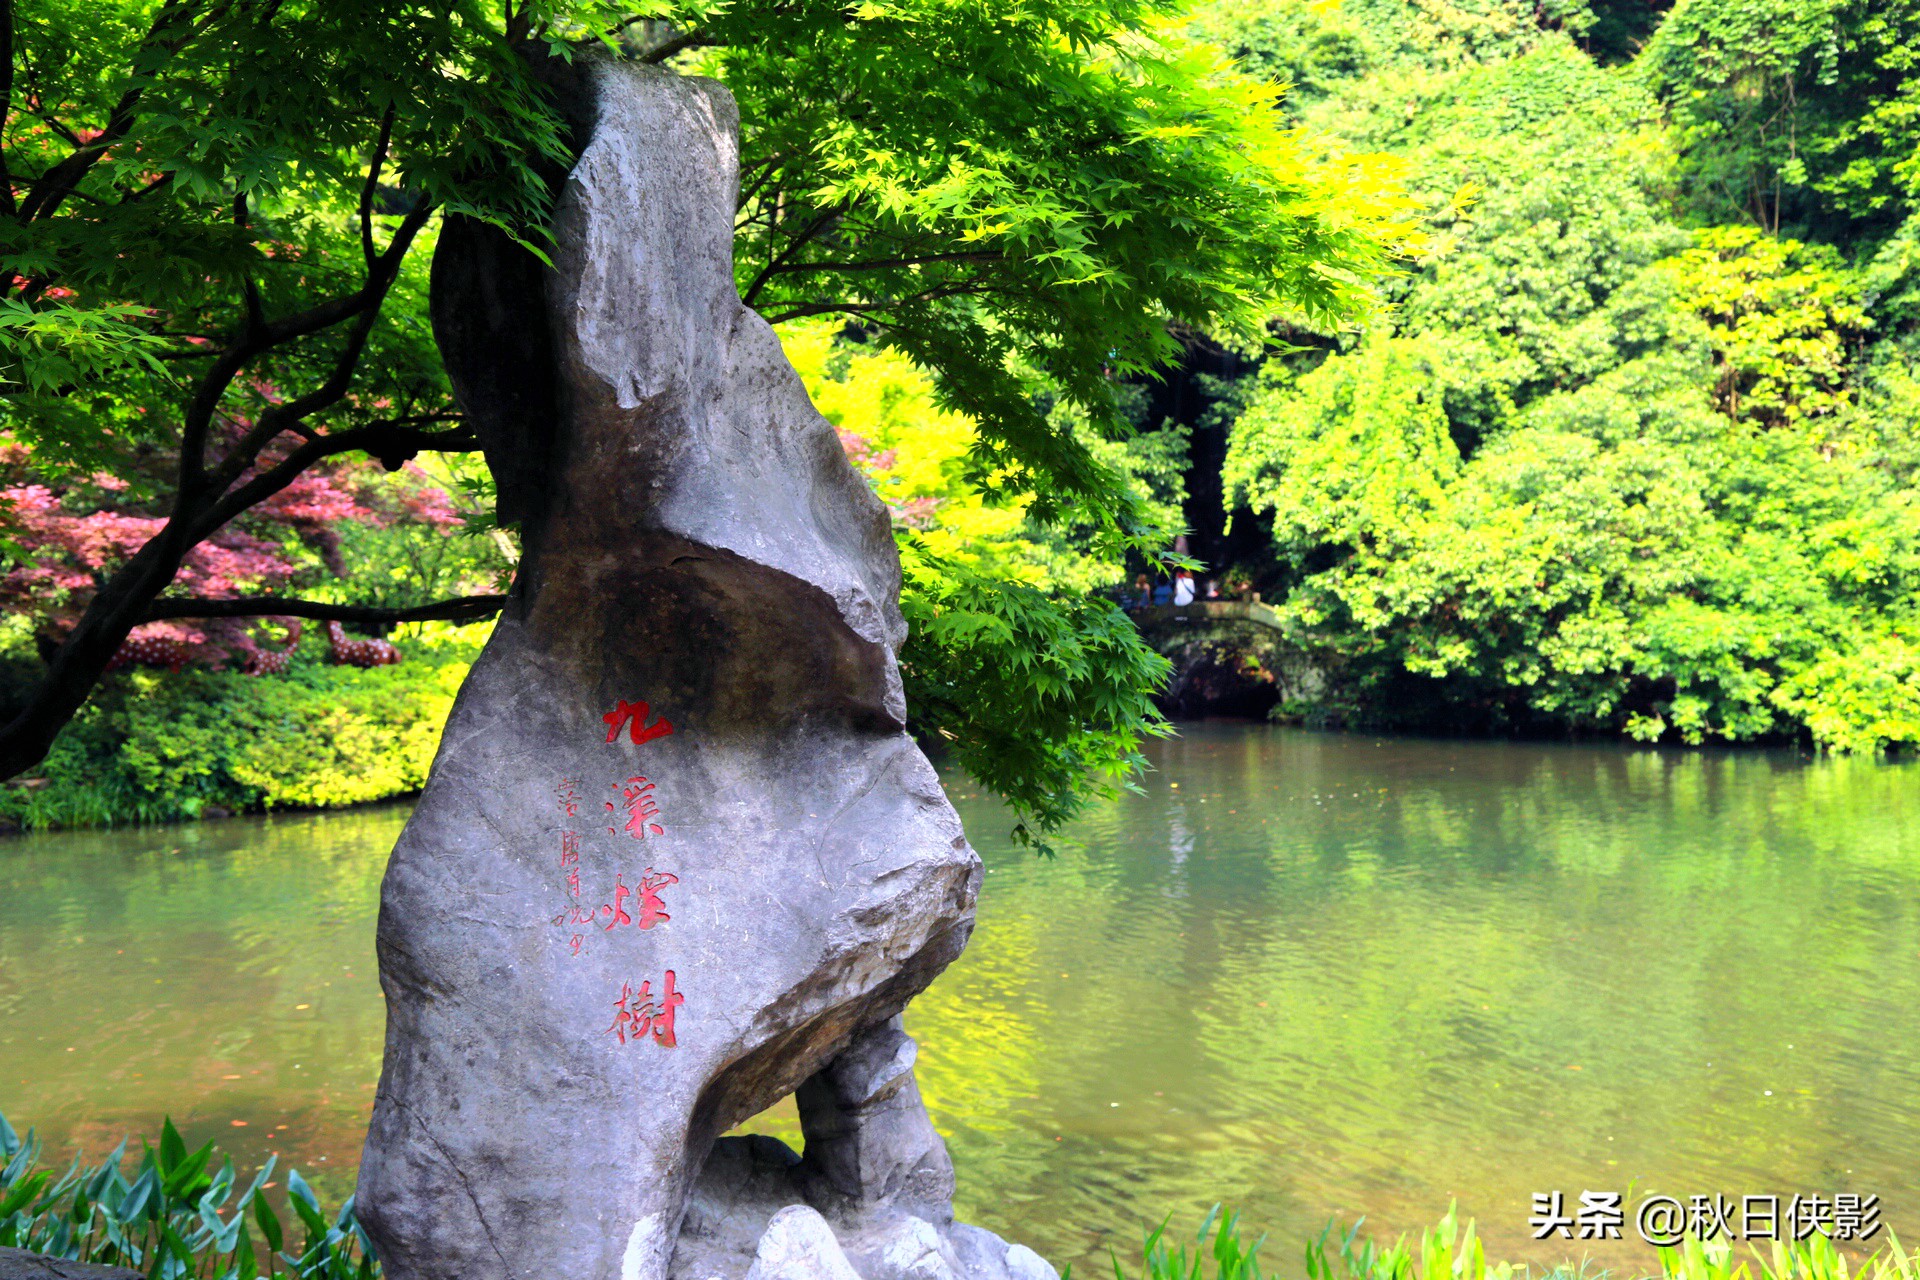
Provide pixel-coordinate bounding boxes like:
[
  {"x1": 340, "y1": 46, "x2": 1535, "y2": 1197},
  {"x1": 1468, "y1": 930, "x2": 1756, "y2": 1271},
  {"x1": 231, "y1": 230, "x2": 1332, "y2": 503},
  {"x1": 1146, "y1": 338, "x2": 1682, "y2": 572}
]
[{"x1": 4, "y1": 724, "x2": 1918, "y2": 1274}]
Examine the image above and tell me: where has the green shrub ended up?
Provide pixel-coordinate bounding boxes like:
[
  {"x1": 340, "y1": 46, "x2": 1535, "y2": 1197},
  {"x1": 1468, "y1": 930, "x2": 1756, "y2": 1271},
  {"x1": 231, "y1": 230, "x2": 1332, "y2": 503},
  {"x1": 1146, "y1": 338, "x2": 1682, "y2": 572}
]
[
  {"x1": 0, "y1": 627, "x2": 481, "y2": 830},
  {"x1": 0, "y1": 1109, "x2": 372, "y2": 1279}
]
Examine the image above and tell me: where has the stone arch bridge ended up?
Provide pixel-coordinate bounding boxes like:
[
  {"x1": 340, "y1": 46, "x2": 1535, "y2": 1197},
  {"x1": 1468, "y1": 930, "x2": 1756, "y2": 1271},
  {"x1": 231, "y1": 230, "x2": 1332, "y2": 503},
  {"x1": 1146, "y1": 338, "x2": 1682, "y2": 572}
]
[{"x1": 1124, "y1": 600, "x2": 1317, "y2": 720}]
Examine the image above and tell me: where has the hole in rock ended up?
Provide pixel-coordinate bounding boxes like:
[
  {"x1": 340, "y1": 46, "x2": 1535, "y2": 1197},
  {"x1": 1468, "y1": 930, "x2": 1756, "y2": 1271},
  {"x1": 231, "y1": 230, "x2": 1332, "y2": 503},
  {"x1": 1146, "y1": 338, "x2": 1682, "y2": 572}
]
[{"x1": 722, "y1": 1092, "x2": 804, "y2": 1155}]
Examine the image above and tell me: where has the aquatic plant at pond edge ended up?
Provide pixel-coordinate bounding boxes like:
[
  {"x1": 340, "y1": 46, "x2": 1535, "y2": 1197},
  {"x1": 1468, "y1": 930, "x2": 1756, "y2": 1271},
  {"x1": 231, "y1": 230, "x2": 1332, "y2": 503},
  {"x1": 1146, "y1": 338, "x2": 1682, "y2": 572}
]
[
  {"x1": 1125, "y1": 1205, "x2": 1920, "y2": 1280},
  {"x1": 1653, "y1": 1233, "x2": 1920, "y2": 1280},
  {"x1": 9, "y1": 1107, "x2": 1920, "y2": 1280},
  {"x1": 0, "y1": 1110, "x2": 373, "y2": 1279}
]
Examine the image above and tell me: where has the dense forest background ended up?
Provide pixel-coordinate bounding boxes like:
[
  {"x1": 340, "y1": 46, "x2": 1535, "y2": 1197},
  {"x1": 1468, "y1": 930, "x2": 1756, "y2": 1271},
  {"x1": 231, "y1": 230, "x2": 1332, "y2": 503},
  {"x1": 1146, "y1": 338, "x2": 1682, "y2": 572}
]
[
  {"x1": 5, "y1": 0, "x2": 1918, "y2": 827},
  {"x1": 1177, "y1": 0, "x2": 1920, "y2": 750},
  {"x1": 821, "y1": 0, "x2": 1920, "y2": 753}
]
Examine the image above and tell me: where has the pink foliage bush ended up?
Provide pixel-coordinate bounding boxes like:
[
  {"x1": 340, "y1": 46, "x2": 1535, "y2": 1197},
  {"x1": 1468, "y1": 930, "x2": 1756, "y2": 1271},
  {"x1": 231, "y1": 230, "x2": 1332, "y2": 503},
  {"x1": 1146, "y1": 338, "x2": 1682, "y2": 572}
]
[{"x1": 0, "y1": 426, "x2": 460, "y2": 671}]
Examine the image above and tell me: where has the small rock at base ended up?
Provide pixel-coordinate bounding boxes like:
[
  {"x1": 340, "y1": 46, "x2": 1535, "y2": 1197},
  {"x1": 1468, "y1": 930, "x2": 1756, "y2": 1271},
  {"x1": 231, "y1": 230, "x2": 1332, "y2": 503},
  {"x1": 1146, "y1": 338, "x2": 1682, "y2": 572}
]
[
  {"x1": 746, "y1": 1206, "x2": 865, "y2": 1280},
  {"x1": 872, "y1": 1215, "x2": 957, "y2": 1280},
  {"x1": 1005, "y1": 1245, "x2": 1059, "y2": 1280},
  {"x1": 948, "y1": 1226, "x2": 1013, "y2": 1280},
  {"x1": 0, "y1": 1247, "x2": 144, "y2": 1280}
]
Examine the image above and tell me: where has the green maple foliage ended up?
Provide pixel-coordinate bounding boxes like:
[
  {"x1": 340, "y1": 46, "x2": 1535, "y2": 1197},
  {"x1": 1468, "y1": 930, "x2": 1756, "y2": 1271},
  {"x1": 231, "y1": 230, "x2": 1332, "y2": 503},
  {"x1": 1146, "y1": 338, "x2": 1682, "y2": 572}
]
[{"x1": 0, "y1": 0, "x2": 1406, "y2": 831}]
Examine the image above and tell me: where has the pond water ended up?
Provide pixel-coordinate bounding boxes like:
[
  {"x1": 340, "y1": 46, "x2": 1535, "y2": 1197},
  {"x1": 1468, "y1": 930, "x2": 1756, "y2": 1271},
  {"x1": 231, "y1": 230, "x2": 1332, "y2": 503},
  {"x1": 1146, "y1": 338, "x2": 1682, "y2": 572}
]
[{"x1": 4, "y1": 724, "x2": 1919, "y2": 1274}]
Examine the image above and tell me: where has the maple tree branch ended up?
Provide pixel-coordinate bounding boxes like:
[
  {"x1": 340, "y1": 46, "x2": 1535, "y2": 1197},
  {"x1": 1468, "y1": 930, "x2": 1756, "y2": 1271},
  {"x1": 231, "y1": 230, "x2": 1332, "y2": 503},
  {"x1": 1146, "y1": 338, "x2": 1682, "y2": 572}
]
[
  {"x1": 736, "y1": 153, "x2": 789, "y2": 213},
  {"x1": 741, "y1": 207, "x2": 842, "y2": 306},
  {"x1": 236, "y1": 190, "x2": 265, "y2": 335},
  {"x1": 31, "y1": 107, "x2": 82, "y2": 149},
  {"x1": 360, "y1": 103, "x2": 396, "y2": 267},
  {"x1": 639, "y1": 28, "x2": 720, "y2": 62},
  {"x1": 144, "y1": 594, "x2": 508, "y2": 625},
  {"x1": 761, "y1": 282, "x2": 1002, "y2": 324},
  {"x1": 766, "y1": 250, "x2": 1004, "y2": 278},
  {"x1": 188, "y1": 423, "x2": 478, "y2": 543},
  {"x1": 0, "y1": 0, "x2": 12, "y2": 218},
  {"x1": 15, "y1": 0, "x2": 207, "y2": 224},
  {"x1": 188, "y1": 196, "x2": 437, "y2": 504},
  {"x1": 0, "y1": 416, "x2": 477, "y2": 781}
]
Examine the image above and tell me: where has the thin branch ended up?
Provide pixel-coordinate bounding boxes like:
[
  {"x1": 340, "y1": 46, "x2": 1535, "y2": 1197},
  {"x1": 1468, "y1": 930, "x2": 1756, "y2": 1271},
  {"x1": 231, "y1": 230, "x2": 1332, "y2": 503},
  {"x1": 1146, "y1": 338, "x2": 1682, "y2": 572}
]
[
  {"x1": 237, "y1": 199, "x2": 436, "y2": 448},
  {"x1": 254, "y1": 193, "x2": 434, "y2": 349},
  {"x1": 640, "y1": 28, "x2": 721, "y2": 63},
  {"x1": 175, "y1": 340, "x2": 267, "y2": 506},
  {"x1": 235, "y1": 190, "x2": 264, "y2": 334},
  {"x1": 187, "y1": 197, "x2": 436, "y2": 504},
  {"x1": 28, "y1": 107, "x2": 82, "y2": 149},
  {"x1": 762, "y1": 301, "x2": 895, "y2": 324},
  {"x1": 765, "y1": 250, "x2": 1003, "y2": 278},
  {"x1": 16, "y1": 0, "x2": 197, "y2": 223},
  {"x1": 736, "y1": 153, "x2": 789, "y2": 213},
  {"x1": 118, "y1": 171, "x2": 172, "y2": 204},
  {"x1": 360, "y1": 103, "x2": 396, "y2": 267},
  {"x1": 0, "y1": 0, "x2": 13, "y2": 217},
  {"x1": 144, "y1": 594, "x2": 508, "y2": 625},
  {"x1": 761, "y1": 282, "x2": 1002, "y2": 325},
  {"x1": 187, "y1": 424, "x2": 479, "y2": 543},
  {"x1": 741, "y1": 207, "x2": 842, "y2": 306}
]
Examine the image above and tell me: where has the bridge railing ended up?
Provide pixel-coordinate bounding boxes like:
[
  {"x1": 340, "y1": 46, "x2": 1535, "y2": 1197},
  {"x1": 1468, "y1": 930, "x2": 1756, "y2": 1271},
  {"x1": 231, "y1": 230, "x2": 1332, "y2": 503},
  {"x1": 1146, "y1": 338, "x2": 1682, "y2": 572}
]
[{"x1": 1123, "y1": 600, "x2": 1288, "y2": 631}]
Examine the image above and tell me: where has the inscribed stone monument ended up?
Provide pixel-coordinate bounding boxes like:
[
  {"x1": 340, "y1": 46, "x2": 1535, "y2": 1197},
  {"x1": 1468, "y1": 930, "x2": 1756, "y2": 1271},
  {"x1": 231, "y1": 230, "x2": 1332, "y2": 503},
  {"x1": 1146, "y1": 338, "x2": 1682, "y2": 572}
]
[{"x1": 354, "y1": 59, "x2": 1055, "y2": 1280}]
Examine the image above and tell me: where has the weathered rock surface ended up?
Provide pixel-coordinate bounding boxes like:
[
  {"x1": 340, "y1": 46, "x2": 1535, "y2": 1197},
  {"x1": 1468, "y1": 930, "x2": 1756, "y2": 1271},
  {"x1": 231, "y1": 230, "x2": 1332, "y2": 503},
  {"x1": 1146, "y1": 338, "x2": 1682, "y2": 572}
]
[
  {"x1": 741, "y1": 1207, "x2": 863, "y2": 1280},
  {"x1": 669, "y1": 1019, "x2": 1055, "y2": 1280},
  {"x1": 356, "y1": 59, "x2": 1052, "y2": 1280},
  {"x1": 0, "y1": 1249, "x2": 141, "y2": 1280}
]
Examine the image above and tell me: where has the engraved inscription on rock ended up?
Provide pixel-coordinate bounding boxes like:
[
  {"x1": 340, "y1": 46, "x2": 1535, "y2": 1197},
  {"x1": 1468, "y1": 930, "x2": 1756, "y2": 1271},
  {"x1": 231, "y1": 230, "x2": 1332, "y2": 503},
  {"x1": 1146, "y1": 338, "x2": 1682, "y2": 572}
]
[{"x1": 354, "y1": 58, "x2": 1057, "y2": 1280}]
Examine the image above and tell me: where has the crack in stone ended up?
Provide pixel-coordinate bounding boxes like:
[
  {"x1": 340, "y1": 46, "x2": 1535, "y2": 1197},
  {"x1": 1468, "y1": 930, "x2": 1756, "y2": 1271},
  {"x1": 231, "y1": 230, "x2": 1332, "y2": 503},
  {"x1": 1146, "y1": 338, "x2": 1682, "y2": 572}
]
[{"x1": 390, "y1": 1096, "x2": 514, "y2": 1276}]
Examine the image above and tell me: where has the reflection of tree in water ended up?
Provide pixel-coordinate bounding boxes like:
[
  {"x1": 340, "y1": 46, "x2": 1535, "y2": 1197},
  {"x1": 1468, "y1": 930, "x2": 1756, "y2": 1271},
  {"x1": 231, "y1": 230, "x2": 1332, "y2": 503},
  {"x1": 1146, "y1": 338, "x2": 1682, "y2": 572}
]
[
  {"x1": 911, "y1": 728, "x2": 1920, "y2": 1275},
  {"x1": 8, "y1": 732, "x2": 1920, "y2": 1271},
  {"x1": 0, "y1": 804, "x2": 408, "y2": 1207}
]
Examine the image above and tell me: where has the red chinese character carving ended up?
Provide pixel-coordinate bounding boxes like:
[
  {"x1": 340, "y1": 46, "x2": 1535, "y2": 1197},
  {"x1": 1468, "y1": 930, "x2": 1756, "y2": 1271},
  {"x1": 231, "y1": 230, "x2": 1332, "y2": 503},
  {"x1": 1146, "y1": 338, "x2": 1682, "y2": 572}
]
[
  {"x1": 550, "y1": 900, "x2": 593, "y2": 957},
  {"x1": 603, "y1": 700, "x2": 674, "y2": 747},
  {"x1": 556, "y1": 779, "x2": 581, "y2": 818},
  {"x1": 606, "y1": 970, "x2": 683, "y2": 1047},
  {"x1": 597, "y1": 869, "x2": 678, "y2": 931},
  {"x1": 636, "y1": 868, "x2": 677, "y2": 929},
  {"x1": 606, "y1": 776, "x2": 665, "y2": 838},
  {"x1": 601, "y1": 875, "x2": 634, "y2": 930},
  {"x1": 560, "y1": 829, "x2": 581, "y2": 868}
]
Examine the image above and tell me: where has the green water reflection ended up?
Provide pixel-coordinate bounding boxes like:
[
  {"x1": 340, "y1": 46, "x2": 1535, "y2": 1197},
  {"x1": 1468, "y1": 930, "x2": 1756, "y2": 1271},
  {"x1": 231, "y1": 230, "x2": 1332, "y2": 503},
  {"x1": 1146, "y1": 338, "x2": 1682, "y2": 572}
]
[{"x1": 4, "y1": 726, "x2": 1918, "y2": 1273}]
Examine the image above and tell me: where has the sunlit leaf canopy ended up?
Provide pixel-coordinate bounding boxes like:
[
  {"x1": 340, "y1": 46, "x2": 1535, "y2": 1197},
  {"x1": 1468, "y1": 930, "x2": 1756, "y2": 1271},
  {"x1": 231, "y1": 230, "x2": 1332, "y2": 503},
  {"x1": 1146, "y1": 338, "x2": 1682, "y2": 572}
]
[
  {"x1": 2, "y1": 0, "x2": 1409, "y2": 506},
  {"x1": 694, "y1": 0, "x2": 1415, "y2": 543},
  {"x1": 0, "y1": 0, "x2": 1411, "y2": 831}
]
